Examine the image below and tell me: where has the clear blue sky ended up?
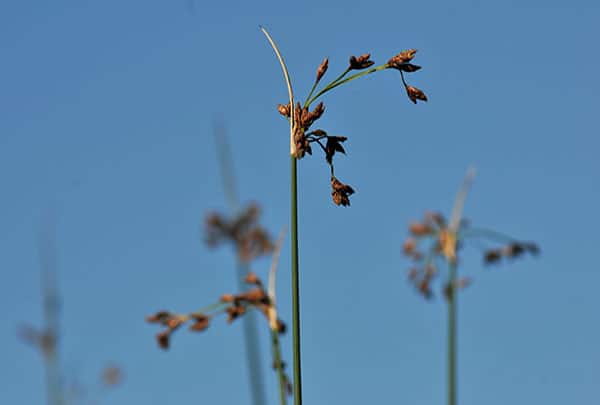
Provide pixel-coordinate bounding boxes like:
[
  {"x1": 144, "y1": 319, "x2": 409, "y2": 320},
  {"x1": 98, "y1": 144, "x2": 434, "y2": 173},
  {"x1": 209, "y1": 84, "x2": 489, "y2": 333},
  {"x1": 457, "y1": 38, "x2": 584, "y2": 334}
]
[{"x1": 1, "y1": 1, "x2": 599, "y2": 404}]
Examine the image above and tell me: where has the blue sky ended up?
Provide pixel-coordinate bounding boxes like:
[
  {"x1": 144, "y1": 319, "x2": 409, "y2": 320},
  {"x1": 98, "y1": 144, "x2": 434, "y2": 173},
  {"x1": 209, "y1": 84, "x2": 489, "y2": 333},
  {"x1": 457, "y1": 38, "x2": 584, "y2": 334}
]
[{"x1": 1, "y1": 1, "x2": 599, "y2": 404}]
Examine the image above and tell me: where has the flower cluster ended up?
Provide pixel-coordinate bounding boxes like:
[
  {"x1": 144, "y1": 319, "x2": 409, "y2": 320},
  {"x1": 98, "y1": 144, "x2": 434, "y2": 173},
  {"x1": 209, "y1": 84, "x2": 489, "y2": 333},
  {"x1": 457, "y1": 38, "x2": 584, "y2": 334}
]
[
  {"x1": 386, "y1": 49, "x2": 428, "y2": 104},
  {"x1": 402, "y1": 211, "x2": 539, "y2": 300},
  {"x1": 277, "y1": 50, "x2": 427, "y2": 207},
  {"x1": 146, "y1": 272, "x2": 286, "y2": 349},
  {"x1": 146, "y1": 271, "x2": 292, "y2": 394},
  {"x1": 205, "y1": 203, "x2": 274, "y2": 262}
]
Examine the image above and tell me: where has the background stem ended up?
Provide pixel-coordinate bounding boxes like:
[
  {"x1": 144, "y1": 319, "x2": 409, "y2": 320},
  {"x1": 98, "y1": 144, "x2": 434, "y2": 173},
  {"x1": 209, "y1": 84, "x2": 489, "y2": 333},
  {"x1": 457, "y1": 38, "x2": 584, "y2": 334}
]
[
  {"x1": 271, "y1": 329, "x2": 288, "y2": 405},
  {"x1": 290, "y1": 156, "x2": 302, "y2": 405},
  {"x1": 448, "y1": 260, "x2": 457, "y2": 405},
  {"x1": 213, "y1": 122, "x2": 267, "y2": 405},
  {"x1": 237, "y1": 262, "x2": 268, "y2": 405}
]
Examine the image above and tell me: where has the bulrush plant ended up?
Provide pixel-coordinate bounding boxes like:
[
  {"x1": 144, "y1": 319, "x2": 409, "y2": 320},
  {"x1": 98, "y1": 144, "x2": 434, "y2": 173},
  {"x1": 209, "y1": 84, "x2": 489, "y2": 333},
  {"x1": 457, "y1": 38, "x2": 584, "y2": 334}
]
[
  {"x1": 260, "y1": 26, "x2": 427, "y2": 405},
  {"x1": 401, "y1": 169, "x2": 539, "y2": 405},
  {"x1": 146, "y1": 231, "x2": 292, "y2": 405}
]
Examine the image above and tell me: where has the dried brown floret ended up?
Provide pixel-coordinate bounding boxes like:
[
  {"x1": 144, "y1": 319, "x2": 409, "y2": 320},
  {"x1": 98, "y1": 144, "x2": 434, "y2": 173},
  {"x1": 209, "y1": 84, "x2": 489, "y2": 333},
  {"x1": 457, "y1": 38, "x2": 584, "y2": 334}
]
[
  {"x1": 395, "y1": 63, "x2": 422, "y2": 73},
  {"x1": 220, "y1": 293, "x2": 235, "y2": 303},
  {"x1": 349, "y1": 53, "x2": 375, "y2": 70},
  {"x1": 316, "y1": 58, "x2": 329, "y2": 82},
  {"x1": 331, "y1": 177, "x2": 355, "y2": 206},
  {"x1": 156, "y1": 330, "x2": 170, "y2": 350},
  {"x1": 145, "y1": 311, "x2": 171, "y2": 324},
  {"x1": 418, "y1": 279, "x2": 433, "y2": 299},
  {"x1": 403, "y1": 238, "x2": 417, "y2": 256},
  {"x1": 325, "y1": 136, "x2": 347, "y2": 164},
  {"x1": 244, "y1": 272, "x2": 260, "y2": 285},
  {"x1": 484, "y1": 249, "x2": 502, "y2": 264},
  {"x1": 409, "y1": 222, "x2": 433, "y2": 236},
  {"x1": 405, "y1": 85, "x2": 428, "y2": 104},
  {"x1": 387, "y1": 49, "x2": 417, "y2": 67},
  {"x1": 189, "y1": 315, "x2": 210, "y2": 332},
  {"x1": 226, "y1": 305, "x2": 247, "y2": 323},
  {"x1": 277, "y1": 103, "x2": 291, "y2": 117}
]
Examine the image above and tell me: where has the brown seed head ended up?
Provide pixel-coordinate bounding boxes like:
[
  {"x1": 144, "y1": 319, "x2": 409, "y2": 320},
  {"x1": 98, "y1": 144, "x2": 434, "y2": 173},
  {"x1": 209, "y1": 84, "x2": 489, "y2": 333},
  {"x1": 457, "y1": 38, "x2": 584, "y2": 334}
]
[
  {"x1": 409, "y1": 222, "x2": 433, "y2": 236},
  {"x1": 145, "y1": 311, "x2": 171, "y2": 324},
  {"x1": 277, "y1": 103, "x2": 291, "y2": 117},
  {"x1": 349, "y1": 53, "x2": 375, "y2": 70},
  {"x1": 316, "y1": 58, "x2": 329, "y2": 82},
  {"x1": 220, "y1": 293, "x2": 234, "y2": 303},
  {"x1": 484, "y1": 249, "x2": 502, "y2": 264},
  {"x1": 189, "y1": 316, "x2": 210, "y2": 332},
  {"x1": 156, "y1": 331, "x2": 170, "y2": 350},
  {"x1": 166, "y1": 317, "x2": 184, "y2": 330},
  {"x1": 325, "y1": 135, "x2": 348, "y2": 165},
  {"x1": 403, "y1": 238, "x2": 417, "y2": 256},
  {"x1": 405, "y1": 85, "x2": 428, "y2": 104},
  {"x1": 395, "y1": 63, "x2": 422, "y2": 73},
  {"x1": 226, "y1": 305, "x2": 247, "y2": 323},
  {"x1": 240, "y1": 288, "x2": 268, "y2": 304},
  {"x1": 418, "y1": 279, "x2": 432, "y2": 299},
  {"x1": 331, "y1": 177, "x2": 355, "y2": 207},
  {"x1": 387, "y1": 49, "x2": 417, "y2": 67},
  {"x1": 244, "y1": 272, "x2": 260, "y2": 285},
  {"x1": 276, "y1": 319, "x2": 287, "y2": 334}
]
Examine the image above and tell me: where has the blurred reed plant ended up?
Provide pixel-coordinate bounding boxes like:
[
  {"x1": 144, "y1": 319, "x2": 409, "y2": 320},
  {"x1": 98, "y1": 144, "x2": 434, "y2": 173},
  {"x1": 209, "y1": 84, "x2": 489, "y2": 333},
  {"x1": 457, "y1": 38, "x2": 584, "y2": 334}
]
[
  {"x1": 20, "y1": 217, "x2": 122, "y2": 405},
  {"x1": 402, "y1": 169, "x2": 539, "y2": 405},
  {"x1": 146, "y1": 122, "x2": 293, "y2": 403},
  {"x1": 146, "y1": 230, "x2": 291, "y2": 404},
  {"x1": 260, "y1": 26, "x2": 428, "y2": 405}
]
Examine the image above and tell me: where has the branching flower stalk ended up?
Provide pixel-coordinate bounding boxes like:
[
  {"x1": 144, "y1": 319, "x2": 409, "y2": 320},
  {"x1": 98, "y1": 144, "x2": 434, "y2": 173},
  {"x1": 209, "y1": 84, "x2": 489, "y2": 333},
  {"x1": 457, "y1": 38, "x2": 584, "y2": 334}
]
[
  {"x1": 402, "y1": 169, "x2": 540, "y2": 405},
  {"x1": 146, "y1": 266, "x2": 291, "y2": 405},
  {"x1": 260, "y1": 26, "x2": 428, "y2": 405}
]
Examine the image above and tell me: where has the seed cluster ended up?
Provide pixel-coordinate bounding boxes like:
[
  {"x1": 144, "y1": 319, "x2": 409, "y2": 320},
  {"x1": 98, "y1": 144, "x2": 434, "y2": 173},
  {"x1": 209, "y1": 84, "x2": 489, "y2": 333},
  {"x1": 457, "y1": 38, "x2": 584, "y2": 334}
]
[
  {"x1": 278, "y1": 49, "x2": 427, "y2": 207},
  {"x1": 205, "y1": 203, "x2": 274, "y2": 262},
  {"x1": 402, "y1": 211, "x2": 539, "y2": 299}
]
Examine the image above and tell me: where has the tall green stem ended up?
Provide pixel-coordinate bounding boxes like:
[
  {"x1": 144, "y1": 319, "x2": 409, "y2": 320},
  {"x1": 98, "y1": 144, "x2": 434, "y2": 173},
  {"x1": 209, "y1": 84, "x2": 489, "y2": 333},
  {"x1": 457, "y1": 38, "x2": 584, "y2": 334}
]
[
  {"x1": 290, "y1": 156, "x2": 302, "y2": 405},
  {"x1": 447, "y1": 260, "x2": 457, "y2": 405}
]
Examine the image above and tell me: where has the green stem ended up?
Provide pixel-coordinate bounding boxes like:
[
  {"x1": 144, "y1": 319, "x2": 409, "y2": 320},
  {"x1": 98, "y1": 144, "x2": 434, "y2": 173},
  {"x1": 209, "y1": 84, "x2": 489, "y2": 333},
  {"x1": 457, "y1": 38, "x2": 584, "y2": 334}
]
[
  {"x1": 236, "y1": 262, "x2": 267, "y2": 405},
  {"x1": 304, "y1": 68, "x2": 350, "y2": 108},
  {"x1": 290, "y1": 155, "x2": 302, "y2": 405},
  {"x1": 271, "y1": 329, "x2": 288, "y2": 405},
  {"x1": 306, "y1": 65, "x2": 388, "y2": 106},
  {"x1": 448, "y1": 260, "x2": 457, "y2": 405}
]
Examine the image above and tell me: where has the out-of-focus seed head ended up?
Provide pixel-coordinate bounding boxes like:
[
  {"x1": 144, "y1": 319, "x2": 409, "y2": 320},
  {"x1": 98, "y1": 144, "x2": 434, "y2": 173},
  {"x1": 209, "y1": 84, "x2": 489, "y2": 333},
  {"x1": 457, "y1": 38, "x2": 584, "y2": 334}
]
[
  {"x1": 409, "y1": 222, "x2": 433, "y2": 236},
  {"x1": 403, "y1": 238, "x2": 417, "y2": 256},
  {"x1": 484, "y1": 249, "x2": 502, "y2": 264},
  {"x1": 156, "y1": 331, "x2": 170, "y2": 350},
  {"x1": 244, "y1": 272, "x2": 259, "y2": 285},
  {"x1": 220, "y1": 293, "x2": 235, "y2": 303},
  {"x1": 145, "y1": 311, "x2": 171, "y2": 324},
  {"x1": 189, "y1": 315, "x2": 210, "y2": 332}
]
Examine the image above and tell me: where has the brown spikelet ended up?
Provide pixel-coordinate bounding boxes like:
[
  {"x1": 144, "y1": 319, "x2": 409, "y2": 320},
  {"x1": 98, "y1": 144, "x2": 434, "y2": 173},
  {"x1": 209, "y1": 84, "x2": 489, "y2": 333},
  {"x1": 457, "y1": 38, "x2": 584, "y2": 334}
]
[
  {"x1": 349, "y1": 53, "x2": 374, "y2": 70},
  {"x1": 405, "y1": 85, "x2": 428, "y2": 104},
  {"x1": 387, "y1": 49, "x2": 417, "y2": 67},
  {"x1": 277, "y1": 103, "x2": 291, "y2": 117},
  {"x1": 316, "y1": 58, "x2": 329, "y2": 82}
]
